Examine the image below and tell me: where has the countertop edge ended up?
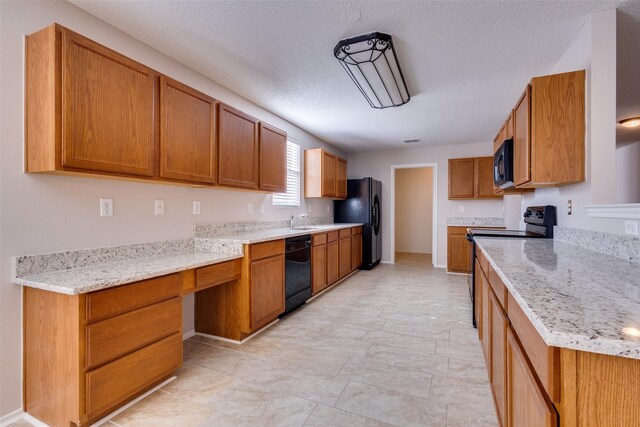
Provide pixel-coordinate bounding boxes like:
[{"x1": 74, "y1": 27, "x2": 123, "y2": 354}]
[
  {"x1": 14, "y1": 252, "x2": 244, "y2": 295},
  {"x1": 475, "y1": 240, "x2": 640, "y2": 360},
  {"x1": 206, "y1": 223, "x2": 364, "y2": 244}
]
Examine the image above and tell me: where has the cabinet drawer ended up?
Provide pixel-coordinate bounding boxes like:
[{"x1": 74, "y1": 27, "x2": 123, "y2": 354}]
[
  {"x1": 250, "y1": 240, "x2": 284, "y2": 260},
  {"x1": 312, "y1": 233, "x2": 327, "y2": 246},
  {"x1": 351, "y1": 226, "x2": 363, "y2": 235},
  {"x1": 507, "y1": 292, "x2": 559, "y2": 400},
  {"x1": 488, "y1": 265, "x2": 508, "y2": 310},
  {"x1": 86, "y1": 297, "x2": 181, "y2": 369},
  {"x1": 327, "y1": 231, "x2": 339, "y2": 242},
  {"x1": 86, "y1": 333, "x2": 182, "y2": 418},
  {"x1": 86, "y1": 274, "x2": 181, "y2": 322},
  {"x1": 339, "y1": 228, "x2": 351, "y2": 239},
  {"x1": 196, "y1": 259, "x2": 241, "y2": 289}
]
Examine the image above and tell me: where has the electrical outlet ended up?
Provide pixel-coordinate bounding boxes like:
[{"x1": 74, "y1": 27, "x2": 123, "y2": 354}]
[
  {"x1": 308, "y1": 204, "x2": 312, "y2": 213},
  {"x1": 326, "y1": 205, "x2": 331, "y2": 213},
  {"x1": 567, "y1": 200, "x2": 573, "y2": 215},
  {"x1": 260, "y1": 203, "x2": 265, "y2": 214},
  {"x1": 248, "y1": 203, "x2": 254, "y2": 214},
  {"x1": 459, "y1": 205, "x2": 464, "y2": 213},
  {"x1": 625, "y1": 221, "x2": 639, "y2": 236},
  {"x1": 100, "y1": 198, "x2": 113, "y2": 217},
  {"x1": 193, "y1": 201, "x2": 200, "y2": 215},
  {"x1": 154, "y1": 199, "x2": 165, "y2": 216}
]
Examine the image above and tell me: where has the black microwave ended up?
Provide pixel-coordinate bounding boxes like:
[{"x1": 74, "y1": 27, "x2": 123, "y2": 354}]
[{"x1": 494, "y1": 138, "x2": 514, "y2": 189}]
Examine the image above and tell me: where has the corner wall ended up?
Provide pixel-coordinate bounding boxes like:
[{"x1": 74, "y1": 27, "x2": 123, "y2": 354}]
[{"x1": 0, "y1": 0, "x2": 344, "y2": 417}]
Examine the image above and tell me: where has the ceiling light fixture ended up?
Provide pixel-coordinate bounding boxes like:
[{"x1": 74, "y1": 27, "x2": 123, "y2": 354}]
[
  {"x1": 618, "y1": 116, "x2": 640, "y2": 128},
  {"x1": 334, "y1": 32, "x2": 410, "y2": 109}
]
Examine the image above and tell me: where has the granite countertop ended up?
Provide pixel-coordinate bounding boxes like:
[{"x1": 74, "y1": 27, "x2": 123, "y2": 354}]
[
  {"x1": 207, "y1": 223, "x2": 363, "y2": 244},
  {"x1": 447, "y1": 217, "x2": 505, "y2": 227},
  {"x1": 475, "y1": 237, "x2": 640, "y2": 359},
  {"x1": 13, "y1": 251, "x2": 243, "y2": 295}
]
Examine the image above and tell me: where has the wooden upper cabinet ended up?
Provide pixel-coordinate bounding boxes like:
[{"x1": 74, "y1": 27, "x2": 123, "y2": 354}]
[
  {"x1": 449, "y1": 157, "x2": 501, "y2": 199},
  {"x1": 26, "y1": 24, "x2": 157, "y2": 177},
  {"x1": 258, "y1": 123, "x2": 287, "y2": 192},
  {"x1": 217, "y1": 103, "x2": 259, "y2": 189},
  {"x1": 336, "y1": 157, "x2": 347, "y2": 199},
  {"x1": 159, "y1": 77, "x2": 216, "y2": 183},
  {"x1": 474, "y1": 157, "x2": 499, "y2": 198},
  {"x1": 448, "y1": 158, "x2": 475, "y2": 199},
  {"x1": 305, "y1": 148, "x2": 347, "y2": 199},
  {"x1": 513, "y1": 85, "x2": 532, "y2": 187}
]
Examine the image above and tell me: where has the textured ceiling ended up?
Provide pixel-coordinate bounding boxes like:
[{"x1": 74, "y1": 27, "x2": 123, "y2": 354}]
[{"x1": 71, "y1": 0, "x2": 632, "y2": 153}]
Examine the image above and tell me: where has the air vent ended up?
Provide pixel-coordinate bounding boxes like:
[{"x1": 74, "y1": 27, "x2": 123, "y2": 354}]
[{"x1": 403, "y1": 138, "x2": 421, "y2": 144}]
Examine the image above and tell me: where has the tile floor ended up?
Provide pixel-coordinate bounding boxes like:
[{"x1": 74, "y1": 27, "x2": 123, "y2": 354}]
[{"x1": 16, "y1": 252, "x2": 498, "y2": 427}]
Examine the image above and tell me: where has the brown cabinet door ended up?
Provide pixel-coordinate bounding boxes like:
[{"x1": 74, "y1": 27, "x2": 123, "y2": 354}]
[
  {"x1": 338, "y1": 237, "x2": 352, "y2": 278},
  {"x1": 217, "y1": 103, "x2": 259, "y2": 189},
  {"x1": 513, "y1": 85, "x2": 531, "y2": 187},
  {"x1": 507, "y1": 327, "x2": 557, "y2": 427},
  {"x1": 448, "y1": 158, "x2": 475, "y2": 199},
  {"x1": 505, "y1": 112, "x2": 514, "y2": 140},
  {"x1": 326, "y1": 240, "x2": 339, "y2": 285},
  {"x1": 62, "y1": 30, "x2": 156, "y2": 176},
  {"x1": 447, "y1": 227, "x2": 471, "y2": 273},
  {"x1": 259, "y1": 123, "x2": 287, "y2": 192},
  {"x1": 321, "y1": 151, "x2": 337, "y2": 197},
  {"x1": 489, "y1": 289, "x2": 508, "y2": 427},
  {"x1": 159, "y1": 77, "x2": 216, "y2": 183},
  {"x1": 351, "y1": 233, "x2": 362, "y2": 271},
  {"x1": 312, "y1": 244, "x2": 327, "y2": 295},
  {"x1": 336, "y1": 157, "x2": 347, "y2": 199},
  {"x1": 474, "y1": 157, "x2": 500, "y2": 198},
  {"x1": 250, "y1": 255, "x2": 285, "y2": 330}
]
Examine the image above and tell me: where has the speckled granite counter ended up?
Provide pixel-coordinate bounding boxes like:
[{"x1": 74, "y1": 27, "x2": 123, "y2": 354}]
[
  {"x1": 475, "y1": 237, "x2": 640, "y2": 359},
  {"x1": 447, "y1": 217, "x2": 505, "y2": 227},
  {"x1": 200, "y1": 223, "x2": 362, "y2": 245},
  {"x1": 13, "y1": 248, "x2": 243, "y2": 295}
]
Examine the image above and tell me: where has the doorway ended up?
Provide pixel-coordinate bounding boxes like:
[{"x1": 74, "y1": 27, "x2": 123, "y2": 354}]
[{"x1": 390, "y1": 163, "x2": 438, "y2": 266}]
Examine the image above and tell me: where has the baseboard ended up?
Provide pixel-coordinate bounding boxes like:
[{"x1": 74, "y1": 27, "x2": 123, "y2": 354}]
[
  {"x1": 447, "y1": 271, "x2": 470, "y2": 276},
  {"x1": 379, "y1": 260, "x2": 392, "y2": 264},
  {"x1": 182, "y1": 329, "x2": 196, "y2": 340},
  {"x1": 195, "y1": 318, "x2": 279, "y2": 345},
  {"x1": 0, "y1": 408, "x2": 24, "y2": 427},
  {"x1": 22, "y1": 414, "x2": 48, "y2": 427},
  {"x1": 307, "y1": 269, "x2": 359, "y2": 302},
  {"x1": 434, "y1": 264, "x2": 447, "y2": 269}
]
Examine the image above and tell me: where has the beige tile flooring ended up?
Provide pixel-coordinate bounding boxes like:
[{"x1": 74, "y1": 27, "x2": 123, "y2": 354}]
[{"x1": 16, "y1": 253, "x2": 498, "y2": 427}]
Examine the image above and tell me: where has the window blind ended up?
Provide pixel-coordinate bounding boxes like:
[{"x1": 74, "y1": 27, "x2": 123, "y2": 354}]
[{"x1": 272, "y1": 141, "x2": 301, "y2": 207}]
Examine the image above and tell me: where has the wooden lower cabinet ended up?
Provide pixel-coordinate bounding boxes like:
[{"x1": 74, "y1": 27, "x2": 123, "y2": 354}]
[
  {"x1": 326, "y1": 240, "x2": 339, "y2": 286},
  {"x1": 506, "y1": 328, "x2": 557, "y2": 427},
  {"x1": 351, "y1": 232, "x2": 363, "y2": 270},
  {"x1": 24, "y1": 274, "x2": 182, "y2": 427},
  {"x1": 338, "y1": 236, "x2": 352, "y2": 277},
  {"x1": 312, "y1": 243, "x2": 327, "y2": 294},
  {"x1": 250, "y1": 254, "x2": 285, "y2": 330},
  {"x1": 489, "y1": 288, "x2": 508, "y2": 426},
  {"x1": 447, "y1": 226, "x2": 472, "y2": 273}
]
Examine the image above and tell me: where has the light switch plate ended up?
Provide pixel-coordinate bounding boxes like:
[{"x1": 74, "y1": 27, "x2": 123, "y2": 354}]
[
  {"x1": 326, "y1": 205, "x2": 331, "y2": 213},
  {"x1": 308, "y1": 204, "x2": 312, "y2": 213},
  {"x1": 155, "y1": 199, "x2": 165, "y2": 216},
  {"x1": 625, "y1": 221, "x2": 639, "y2": 236},
  {"x1": 193, "y1": 201, "x2": 200, "y2": 215},
  {"x1": 100, "y1": 198, "x2": 113, "y2": 217},
  {"x1": 260, "y1": 203, "x2": 265, "y2": 214},
  {"x1": 248, "y1": 203, "x2": 254, "y2": 214},
  {"x1": 459, "y1": 205, "x2": 464, "y2": 213}
]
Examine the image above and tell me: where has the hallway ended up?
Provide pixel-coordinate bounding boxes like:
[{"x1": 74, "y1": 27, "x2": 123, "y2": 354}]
[{"x1": 78, "y1": 258, "x2": 497, "y2": 426}]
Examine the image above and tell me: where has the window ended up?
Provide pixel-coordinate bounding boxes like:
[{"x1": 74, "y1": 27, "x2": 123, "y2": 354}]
[{"x1": 272, "y1": 141, "x2": 301, "y2": 207}]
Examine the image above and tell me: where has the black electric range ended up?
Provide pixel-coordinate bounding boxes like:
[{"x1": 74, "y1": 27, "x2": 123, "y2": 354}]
[{"x1": 466, "y1": 205, "x2": 557, "y2": 327}]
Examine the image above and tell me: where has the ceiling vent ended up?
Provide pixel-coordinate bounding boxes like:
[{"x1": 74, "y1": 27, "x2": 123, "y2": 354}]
[{"x1": 403, "y1": 138, "x2": 421, "y2": 144}]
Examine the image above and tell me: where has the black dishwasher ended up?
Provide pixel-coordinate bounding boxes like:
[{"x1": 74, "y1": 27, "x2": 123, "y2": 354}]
[{"x1": 282, "y1": 235, "x2": 312, "y2": 315}]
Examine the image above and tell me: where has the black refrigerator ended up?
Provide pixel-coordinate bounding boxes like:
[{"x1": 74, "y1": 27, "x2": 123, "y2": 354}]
[{"x1": 334, "y1": 178, "x2": 382, "y2": 270}]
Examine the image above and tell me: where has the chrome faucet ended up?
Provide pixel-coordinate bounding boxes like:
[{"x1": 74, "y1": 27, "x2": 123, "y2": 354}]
[{"x1": 290, "y1": 214, "x2": 307, "y2": 229}]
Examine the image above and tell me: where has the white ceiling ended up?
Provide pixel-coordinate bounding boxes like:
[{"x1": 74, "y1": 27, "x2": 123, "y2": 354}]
[{"x1": 71, "y1": 0, "x2": 632, "y2": 153}]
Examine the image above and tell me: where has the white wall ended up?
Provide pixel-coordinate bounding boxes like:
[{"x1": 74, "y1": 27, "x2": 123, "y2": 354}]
[
  {"x1": 0, "y1": 0, "x2": 346, "y2": 417},
  {"x1": 521, "y1": 9, "x2": 633, "y2": 235},
  {"x1": 348, "y1": 141, "x2": 503, "y2": 267},
  {"x1": 394, "y1": 167, "x2": 433, "y2": 254},
  {"x1": 615, "y1": 142, "x2": 640, "y2": 203}
]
